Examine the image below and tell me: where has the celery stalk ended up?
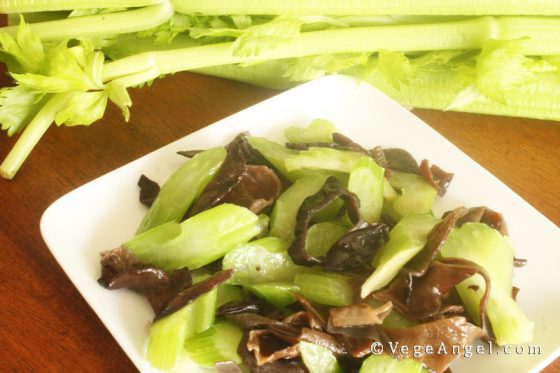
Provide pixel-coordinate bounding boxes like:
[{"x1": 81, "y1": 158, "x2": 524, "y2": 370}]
[
  {"x1": 103, "y1": 16, "x2": 560, "y2": 87},
  {"x1": 360, "y1": 354, "x2": 427, "y2": 373},
  {"x1": 136, "y1": 147, "x2": 226, "y2": 234},
  {"x1": 222, "y1": 237, "x2": 309, "y2": 284},
  {"x1": 269, "y1": 175, "x2": 328, "y2": 242},
  {"x1": 285, "y1": 147, "x2": 366, "y2": 174},
  {"x1": 173, "y1": 0, "x2": 560, "y2": 16},
  {"x1": 248, "y1": 282, "x2": 299, "y2": 307},
  {"x1": 305, "y1": 221, "x2": 348, "y2": 258},
  {"x1": 348, "y1": 157, "x2": 385, "y2": 223},
  {"x1": 1, "y1": 0, "x2": 163, "y2": 13},
  {"x1": 216, "y1": 285, "x2": 245, "y2": 308},
  {"x1": 294, "y1": 273, "x2": 353, "y2": 307},
  {"x1": 0, "y1": 92, "x2": 73, "y2": 179},
  {"x1": 440, "y1": 223, "x2": 534, "y2": 345},
  {"x1": 184, "y1": 321, "x2": 243, "y2": 367},
  {"x1": 300, "y1": 341, "x2": 342, "y2": 373},
  {"x1": 146, "y1": 286, "x2": 217, "y2": 370},
  {"x1": 383, "y1": 173, "x2": 437, "y2": 222},
  {"x1": 147, "y1": 306, "x2": 190, "y2": 371},
  {"x1": 1, "y1": 4, "x2": 174, "y2": 41},
  {"x1": 284, "y1": 119, "x2": 337, "y2": 143},
  {"x1": 361, "y1": 214, "x2": 440, "y2": 298},
  {"x1": 126, "y1": 204, "x2": 261, "y2": 270},
  {"x1": 246, "y1": 136, "x2": 299, "y2": 180}
]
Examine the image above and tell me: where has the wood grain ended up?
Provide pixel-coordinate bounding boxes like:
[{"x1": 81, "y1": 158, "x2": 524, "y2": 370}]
[{"x1": 0, "y1": 71, "x2": 558, "y2": 372}]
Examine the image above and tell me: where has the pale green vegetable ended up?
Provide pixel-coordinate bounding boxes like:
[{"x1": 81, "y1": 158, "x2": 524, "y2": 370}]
[
  {"x1": 126, "y1": 204, "x2": 262, "y2": 270},
  {"x1": 295, "y1": 273, "x2": 353, "y2": 307},
  {"x1": 184, "y1": 321, "x2": 243, "y2": 367},
  {"x1": 146, "y1": 286, "x2": 217, "y2": 370},
  {"x1": 284, "y1": 118, "x2": 337, "y2": 143},
  {"x1": 222, "y1": 236, "x2": 308, "y2": 284},
  {"x1": 172, "y1": 0, "x2": 560, "y2": 16},
  {"x1": 1, "y1": 0, "x2": 163, "y2": 13},
  {"x1": 247, "y1": 136, "x2": 299, "y2": 180},
  {"x1": 440, "y1": 222, "x2": 534, "y2": 345},
  {"x1": 300, "y1": 341, "x2": 342, "y2": 373},
  {"x1": 383, "y1": 173, "x2": 437, "y2": 221},
  {"x1": 285, "y1": 147, "x2": 365, "y2": 174},
  {"x1": 4, "y1": 15, "x2": 560, "y2": 177},
  {"x1": 361, "y1": 214, "x2": 440, "y2": 298},
  {"x1": 305, "y1": 221, "x2": 348, "y2": 257},
  {"x1": 269, "y1": 175, "x2": 328, "y2": 241},
  {"x1": 136, "y1": 147, "x2": 227, "y2": 234},
  {"x1": 1, "y1": 3, "x2": 174, "y2": 41},
  {"x1": 348, "y1": 157, "x2": 385, "y2": 223},
  {"x1": 360, "y1": 354, "x2": 427, "y2": 373},
  {"x1": 248, "y1": 282, "x2": 300, "y2": 307}
]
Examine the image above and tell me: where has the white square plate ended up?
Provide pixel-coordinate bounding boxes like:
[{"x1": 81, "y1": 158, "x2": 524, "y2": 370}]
[{"x1": 41, "y1": 75, "x2": 560, "y2": 373}]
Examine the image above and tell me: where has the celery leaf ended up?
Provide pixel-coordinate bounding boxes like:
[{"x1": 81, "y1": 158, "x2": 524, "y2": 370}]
[
  {"x1": 0, "y1": 86, "x2": 44, "y2": 135},
  {"x1": 476, "y1": 39, "x2": 556, "y2": 102},
  {"x1": 285, "y1": 53, "x2": 370, "y2": 82},
  {"x1": 54, "y1": 91, "x2": 108, "y2": 126},
  {"x1": 0, "y1": 17, "x2": 45, "y2": 73}
]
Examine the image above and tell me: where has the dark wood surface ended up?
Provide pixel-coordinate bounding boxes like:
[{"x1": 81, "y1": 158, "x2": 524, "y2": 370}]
[{"x1": 0, "y1": 71, "x2": 558, "y2": 372}]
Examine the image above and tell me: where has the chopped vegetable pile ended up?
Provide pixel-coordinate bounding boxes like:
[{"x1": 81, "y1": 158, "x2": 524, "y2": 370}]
[
  {"x1": 2, "y1": 1, "x2": 560, "y2": 178},
  {"x1": 98, "y1": 119, "x2": 532, "y2": 372}
]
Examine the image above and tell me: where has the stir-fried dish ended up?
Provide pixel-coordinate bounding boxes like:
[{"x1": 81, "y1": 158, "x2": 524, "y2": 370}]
[{"x1": 98, "y1": 119, "x2": 533, "y2": 372}]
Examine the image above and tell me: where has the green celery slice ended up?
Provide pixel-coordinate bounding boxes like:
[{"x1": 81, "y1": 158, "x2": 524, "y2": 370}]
[
  {"x1": 247, "y1": 136, "x2": 299, "y2": 180},
  {"x1": 300, "y1": 341, "x2": 343, "y2": 373},
  {"x1": 383, "y1": 173, "x2": 437, "y2": 221},
  {"x1": 146, "y1": 287, "x2": 217, "y2": 370},
  {"x1": 295, "y1": 273, "x2": 353, "y2": 307},
  {"x1": 269, "y1": 175, "x2": 328, "y2": 242},
  {"x1": 184, "y1": 320, "x2": 243, "y2": 367},
  {"x1": 360, "y1": 354, "x2": 427, "y2": 373},
  {"x1": 136, "y1": 147, "x2": 227, "y2": 234},
  {"x1": 216, "y1": 285, "x2": 246, "y2": 308},
  {"x1": 305, "y1": 221, "x2": 348, "y2": 257},
  {"x1": 348, "y1": 157, "x2": 385, "y2": 223},
  {"x1": 126, "y1": 204, "x2": 261, "y2": 270},
  {"x1": 440, "y1": 222, "x2": 533, "y2": 345},
  {"x1": 284, "y1": 147, "x2": 365, "y2": 174},
  {"x1": 284, "y1": 118, "x2": 337, "y2": 143},
  {"x1": 361, "y1": 214, "x2": 440, "y2": 298},
  {"x1": 248, "y1": 282, "x2": 300, "y2": 307},
  {"x1": 222, "y1": 236, "x2": 309, "y2": 285}
]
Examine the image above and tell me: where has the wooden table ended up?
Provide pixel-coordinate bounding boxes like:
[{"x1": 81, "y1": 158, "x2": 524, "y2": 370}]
[{"x1": 0, "y1": 72, "x2": 558, "y2": 372}]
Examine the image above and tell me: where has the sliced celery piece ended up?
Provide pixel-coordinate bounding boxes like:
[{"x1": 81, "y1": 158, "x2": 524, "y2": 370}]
[
  {"x1": 146, "y1": 287, "x2": 217, "y2": 370},
  {"x1": 222, "y1": 237, "x2": 309, "y2": 285},
  {"x1": 360, "y1": 354, "x2": 427, "y2": 373},
  {"x1": 185, "y1": 321, "x2": 243, "y2": 367},
  {"x1": 305, "y1": 221, "x2": 348, "y2": 257},
  {"x1": 285, "y1": 147, "x2": 365, "y2": 174},
  {"x1": 300, "y1": 341, "x2": 343, "y2": 373},
  {"x1": 126, "y1": 204, "x2": 261, "y2": 270},
  {"x1": 284, "y1": 118, "x2": 337, "y2": 143},
  {"x1": 384, "y1": 173, "x2": 437, "y2": 221},
  {"x1": 440, "y1": 222, "x2": 533, "y2": 345},
  {"x1": 248, "y1": 282, "x2": 300, "y2": 307},
  {"x1": 246, "y1": 136, "x2": 299, "y2": 180},
  {"x1": 348, "y1": 157, "x2": 385, "y2": 223},
  {"x1": 147, "y1": 306, "x2": 189, "y2": 371},
  {"x1": 269, "y1": 175, "x2": 328, "y2": 242},
  {"x1": 136, "y1": 147, "x2": 227, "y2": 234},
  {"x1": 191, "y1": 288, "x2": 218, "y2": 335},
  {"x1": 216, "y1": 285, "x2": 245, "y2": 308},
  {"x1": 295, "y1": 273, "x2": 353, "y2": 307},
  {"x1": 361, "y1": 214, "x2": 440, "y2": 298}
]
